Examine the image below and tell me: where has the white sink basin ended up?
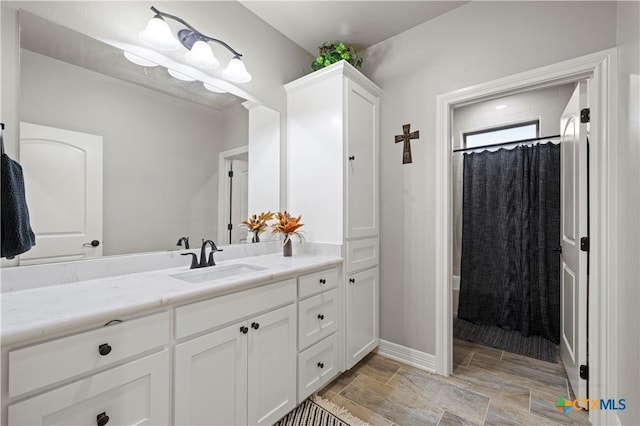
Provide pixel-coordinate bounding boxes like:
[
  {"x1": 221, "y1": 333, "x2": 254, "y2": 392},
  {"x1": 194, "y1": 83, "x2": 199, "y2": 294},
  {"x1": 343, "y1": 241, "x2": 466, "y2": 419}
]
[{"x1": 171, "y1": 264, "x2": 267, "y2": 284}]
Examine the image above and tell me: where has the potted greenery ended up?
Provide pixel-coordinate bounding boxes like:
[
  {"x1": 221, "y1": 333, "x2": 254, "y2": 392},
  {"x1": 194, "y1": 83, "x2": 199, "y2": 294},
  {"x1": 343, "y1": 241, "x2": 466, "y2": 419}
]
[{"x1": 312, "y1": 41, "x2": 363, "y2": 71}]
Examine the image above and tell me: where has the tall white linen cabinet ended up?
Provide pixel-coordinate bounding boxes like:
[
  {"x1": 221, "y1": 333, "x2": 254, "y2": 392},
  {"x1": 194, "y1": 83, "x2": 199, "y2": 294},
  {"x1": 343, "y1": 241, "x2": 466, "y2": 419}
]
[{"x1": 286, "y1": 61, "x2": 382, "y2": 370}]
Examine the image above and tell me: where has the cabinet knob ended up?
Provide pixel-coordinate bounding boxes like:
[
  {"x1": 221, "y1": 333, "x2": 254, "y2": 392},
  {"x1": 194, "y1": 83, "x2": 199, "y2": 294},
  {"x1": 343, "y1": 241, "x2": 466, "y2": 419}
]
[
  {"x1": 319, "y1": 279, "x2": 326, "y2": 284},
  {"x1": 251, "y1": 322, "x2": 260, "y2": 330},
  {"x1": 317, "y1": 362, "x2": 324, "y2": 369},
  {"x1": 240, "y1": 326, "x2": 248, "y2": 334},
  {"x1": 96, "y1": 412, "x2": 110, "y2": 426},
  {"x1": 348, "y1": 156, "x2": 355, "y2": 161},
  {"x1": 349, "y1": 278, "x2": 355, "y2": 283},
  {"x1": 317, "y1": 314, "x2": 325, "y2": 320},
  {"x1": 98, "y1": 343, "x2": 112, "y2": 356}
]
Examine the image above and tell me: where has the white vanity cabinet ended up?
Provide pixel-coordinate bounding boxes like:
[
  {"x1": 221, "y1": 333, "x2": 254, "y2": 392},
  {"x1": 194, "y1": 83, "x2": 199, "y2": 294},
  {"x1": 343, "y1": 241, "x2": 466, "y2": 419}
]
[
  {"x1": 296, "y1": 267, "x2": 341, "y2": 401},
  {"x1": 287, "y1": 61, "x2": 381, "y2": 370},
  {"x1": 7, "y1": 313, "x2": 171, "y2": 425},
  {"x1": 346, "y1": 267, "x2": 379, "y2": 367},
  {"x1": 174, "y1": 279, "x2": 297, "y2": 426}
]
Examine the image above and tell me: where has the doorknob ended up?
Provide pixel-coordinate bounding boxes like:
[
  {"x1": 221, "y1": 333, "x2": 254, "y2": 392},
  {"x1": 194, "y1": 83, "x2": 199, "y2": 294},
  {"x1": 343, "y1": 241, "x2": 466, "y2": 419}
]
[
  {"x1": 553, "y1": 247, "x2": 562, "y2": 254},
  {"x1": 83, "y1": 240, "x2": 100, "y2": 248}
]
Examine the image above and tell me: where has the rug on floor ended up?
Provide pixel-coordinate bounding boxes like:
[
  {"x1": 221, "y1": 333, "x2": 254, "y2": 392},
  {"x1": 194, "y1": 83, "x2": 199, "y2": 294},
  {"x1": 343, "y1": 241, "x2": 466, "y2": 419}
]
[
  {"x1": 454, "y1": 318, "x2": 558, "y2": 363},
  {"x1": 274, "y1": 394, "x2": 370, "y2": 426}
]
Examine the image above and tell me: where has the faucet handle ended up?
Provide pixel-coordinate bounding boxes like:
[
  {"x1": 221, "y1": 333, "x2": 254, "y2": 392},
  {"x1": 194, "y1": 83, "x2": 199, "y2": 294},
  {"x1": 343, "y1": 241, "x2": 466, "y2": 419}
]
[{"x1": 181, "y1": 253, "x2": 199, "y2": 269}]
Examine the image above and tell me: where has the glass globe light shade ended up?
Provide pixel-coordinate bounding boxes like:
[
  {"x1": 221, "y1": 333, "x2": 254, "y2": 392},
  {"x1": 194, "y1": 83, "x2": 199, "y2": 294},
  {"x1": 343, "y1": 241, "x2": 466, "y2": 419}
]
[
  {"x1": 222, "y1": 57, "x2": 252, "y2": 83},
  {"x1": 167, "y1": 68, "x2": 196, "y2": 82},
  {"x1": 123, "y1": 51, "x2": 158, "y2": 67},
  {"x1": 139, "y1": 16, "x2": 180, "y2": 51},
  {"x1": 185, "y1": 40, "x2": 220, "y2": 69},
  {"x1": 203, "y1": 83, "x2": 226, "y2": 93}
]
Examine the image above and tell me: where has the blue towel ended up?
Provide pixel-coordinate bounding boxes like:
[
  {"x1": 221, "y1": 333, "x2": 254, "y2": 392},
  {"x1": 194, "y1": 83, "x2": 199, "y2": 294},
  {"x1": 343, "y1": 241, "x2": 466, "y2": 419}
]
[{"x1": 1, "y1": 131, "x2": 36, "y2": 259}]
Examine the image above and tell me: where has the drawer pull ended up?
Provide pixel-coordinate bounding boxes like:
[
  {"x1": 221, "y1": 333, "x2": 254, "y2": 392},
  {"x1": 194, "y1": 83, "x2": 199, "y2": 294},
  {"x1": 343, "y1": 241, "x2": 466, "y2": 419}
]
[
  {"x1": 349, "y1": 278, "x2": 355, "y2": 283},
  {"x1": 317, "y1": 314, "x2": 325, "y2": 320},
  {"x1": 96, "y1": 412, "x2": 110, "y2": 426},
  {"x1": 240, "y1": 326, "x2": 248, "y2": 334},
  {"x1": 319, "y1": 279, "x2": 326, "y2": 284},
  {"x1": 251, "y1": 322, "x2": 260, "y2": 330},
  {"x1": 317, "y1": 362, "x2": 324, "y2": 369},
  {"x1": 98, "y1": 343, "x2": 112, "y2": 356}
]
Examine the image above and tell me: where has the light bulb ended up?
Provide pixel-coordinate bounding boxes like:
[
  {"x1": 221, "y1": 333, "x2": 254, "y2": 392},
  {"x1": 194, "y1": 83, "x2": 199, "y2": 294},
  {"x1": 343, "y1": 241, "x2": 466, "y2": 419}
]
[
  {"x1": 123, "y1": 51, "x2": 158, "y2": 67},
  {"x1": 168, "y1": 69, "x2": 196, "y2": 82},
  {"x1": 185, "y1": 40, "x2": 220, "y2": 69},
  {"x1": 222, "y1": 57, "x2": 252, "y2": 83},
  {"x1": 203, "y1": 83, "x2": 226, "y2": 93},
  {"x1": 139, "y1": 16, "x2": 180, "y2": 51}
]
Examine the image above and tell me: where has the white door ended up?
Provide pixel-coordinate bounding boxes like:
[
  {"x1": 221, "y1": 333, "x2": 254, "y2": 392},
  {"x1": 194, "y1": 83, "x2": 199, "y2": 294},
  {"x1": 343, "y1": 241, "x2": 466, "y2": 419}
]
[
  {"x1": 560, "y1": 81, "x2": 589, "y2": 400},
  {"x1": 8, "y1": 351, "x2": 170, "y2": 425},
  {"x1": 247, "y1": 304, "x2": 296, "y2": 425},
  {"x1": 230, "y1": 159, "x2": 249, "y2": 244},
  {"x1": 345, "y1": 79, "x2": 379, "y2": 239},
  {"x1": 19, "y1": 122, "x2": 103, "y2": 265},
  {"x1": 174, "y1": 323, "x2": 248, "y2": 426},
  {"x1": 346, "y1": 267, "x2": 379, "y2": 368}
]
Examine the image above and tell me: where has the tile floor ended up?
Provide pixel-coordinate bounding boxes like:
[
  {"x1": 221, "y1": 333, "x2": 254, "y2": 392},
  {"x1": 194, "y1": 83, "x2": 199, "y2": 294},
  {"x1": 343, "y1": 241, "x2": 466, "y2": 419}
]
[{"x1": 318, "y1": 339, "x2": 590, "y2": 425}]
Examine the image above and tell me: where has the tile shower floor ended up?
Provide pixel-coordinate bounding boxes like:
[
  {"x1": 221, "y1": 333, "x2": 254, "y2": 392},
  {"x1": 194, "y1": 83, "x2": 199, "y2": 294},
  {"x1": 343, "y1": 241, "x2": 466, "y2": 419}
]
[{"x1": 318, "y1": 339, "x2": 590, "y2": 425}]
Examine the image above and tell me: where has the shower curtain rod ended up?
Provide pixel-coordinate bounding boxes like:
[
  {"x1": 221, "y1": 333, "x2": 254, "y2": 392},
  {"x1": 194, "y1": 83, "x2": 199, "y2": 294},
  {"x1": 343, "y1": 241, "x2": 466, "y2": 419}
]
[{"x1": 453, "y1": 134, "x2": 561, "y2": 153}]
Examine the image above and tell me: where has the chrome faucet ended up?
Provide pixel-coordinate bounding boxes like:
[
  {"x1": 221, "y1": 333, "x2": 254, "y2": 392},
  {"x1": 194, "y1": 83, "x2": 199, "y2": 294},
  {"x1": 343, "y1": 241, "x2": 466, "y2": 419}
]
[
  {"x1": 181, "y1": 239, "x2": 223, "y2": 269},
  {"x1": 176, "y1": 236, "x2": 190, "y2": 249}
]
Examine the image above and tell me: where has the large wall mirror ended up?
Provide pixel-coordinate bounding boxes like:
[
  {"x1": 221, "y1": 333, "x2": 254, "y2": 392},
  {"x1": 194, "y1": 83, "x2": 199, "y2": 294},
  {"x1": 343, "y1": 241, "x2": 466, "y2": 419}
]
[{"x1": 17, "y1": 11, "x2": 280, "y2": 265}]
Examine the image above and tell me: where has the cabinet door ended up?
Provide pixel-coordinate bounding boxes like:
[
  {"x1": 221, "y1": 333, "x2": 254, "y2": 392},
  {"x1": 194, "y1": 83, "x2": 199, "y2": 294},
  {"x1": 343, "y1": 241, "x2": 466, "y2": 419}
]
[
  {"x1": 247, "y1": 304, "x2": 296, "y2": 425},
  {"x1": 174, "y1": 322, "x2": 247, "y2": 426},
  {"x1": 345, "y1": 78, "x2": 379, "y2": 239},
  {"x1": 8, "y1": 351, "x2": 170, "y2": 425},
  {"x1": 346, "y1": 267, "x2": 379, "y2": 369}
]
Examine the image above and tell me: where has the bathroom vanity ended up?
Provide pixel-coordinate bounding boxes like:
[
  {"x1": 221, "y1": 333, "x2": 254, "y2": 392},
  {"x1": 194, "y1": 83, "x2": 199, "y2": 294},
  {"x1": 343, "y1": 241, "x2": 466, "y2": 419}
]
[{"x1": 0, "y1": 249, "x2": 345, "y2": 425}]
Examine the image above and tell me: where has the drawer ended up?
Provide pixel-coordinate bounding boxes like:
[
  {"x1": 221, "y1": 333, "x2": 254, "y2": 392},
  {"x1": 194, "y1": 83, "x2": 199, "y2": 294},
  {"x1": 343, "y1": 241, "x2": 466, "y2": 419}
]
[
  {"x1": 176, "y1": 279, "x2": 296, "y2": 339},
  {"x1": 298, "y1": 268, "x2": 339, "y2": 299},
  {"x1": 9, "y1": 350, "x2": 170, "y2": 425},
  {"x1": 9, "y1": 311, "x2": 170, "y2": 398},
  {"x1": 345, "y1": 238, "x2": 378, "y2": 273},
  {"x1": 298, "y1": 288, "x2": 339, "y2": 350},
  {"x1": 297, "y1": 333, "x2": 339, "y2": 402}
]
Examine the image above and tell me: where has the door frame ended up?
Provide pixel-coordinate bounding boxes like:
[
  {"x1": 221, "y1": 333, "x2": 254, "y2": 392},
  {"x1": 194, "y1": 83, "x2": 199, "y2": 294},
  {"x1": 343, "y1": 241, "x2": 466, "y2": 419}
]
[
  {"x1": 434, "y1": 49, "x2": 617, "y2": 425},
  {"x1": 217, "y1": 146, "x2": 249, "y2": 244}
]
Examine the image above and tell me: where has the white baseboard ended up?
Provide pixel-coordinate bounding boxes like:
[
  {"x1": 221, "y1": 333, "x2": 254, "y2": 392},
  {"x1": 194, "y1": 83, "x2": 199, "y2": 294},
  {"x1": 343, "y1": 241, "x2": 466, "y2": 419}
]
[{"x1": 376, "y1": 339, "x2": 436, "y2": 373}]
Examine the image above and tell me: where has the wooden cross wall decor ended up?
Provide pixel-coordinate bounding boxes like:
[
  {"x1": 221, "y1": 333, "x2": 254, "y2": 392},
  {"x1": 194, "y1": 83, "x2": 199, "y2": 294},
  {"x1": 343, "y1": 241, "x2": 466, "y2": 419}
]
[{"x1": 395, "y1": 124, "x2": 420, "y2": 164}]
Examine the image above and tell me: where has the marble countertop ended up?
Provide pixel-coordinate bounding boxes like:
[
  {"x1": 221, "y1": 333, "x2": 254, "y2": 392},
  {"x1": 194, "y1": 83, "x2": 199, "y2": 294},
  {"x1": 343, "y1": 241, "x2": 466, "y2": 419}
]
[{"x1": 1, "y1": 253, "x2": 342, "y2": 346}]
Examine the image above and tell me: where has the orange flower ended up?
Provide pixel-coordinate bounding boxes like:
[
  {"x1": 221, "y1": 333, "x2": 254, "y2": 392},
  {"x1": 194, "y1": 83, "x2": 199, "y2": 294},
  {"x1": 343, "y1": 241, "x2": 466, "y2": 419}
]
[
  {"x1": 240, "y1": 211, "x2": 274, "y2": 235},
  {"x1": 271, "y1": 211, "x2": 305, "y2": 244}
]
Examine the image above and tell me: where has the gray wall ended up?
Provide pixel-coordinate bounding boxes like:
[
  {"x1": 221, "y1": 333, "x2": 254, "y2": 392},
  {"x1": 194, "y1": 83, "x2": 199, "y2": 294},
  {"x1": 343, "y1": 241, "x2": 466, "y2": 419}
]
[
  {"x1": 360, "y1": 1, "x2": 618, "y2": 355},
  {"x1": 615, "y1": 1, "x2": 640, "y2": 423},
  {"x1": 21, "y1": 50, "x2": 222, "y2": 255}
]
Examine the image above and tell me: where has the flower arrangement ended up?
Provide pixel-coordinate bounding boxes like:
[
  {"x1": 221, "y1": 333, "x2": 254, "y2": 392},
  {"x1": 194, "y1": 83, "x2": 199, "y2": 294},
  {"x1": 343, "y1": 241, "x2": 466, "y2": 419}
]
[
  {"x1": 312, "y1": 41, "x2": 363, "y2": 71},
  {"x1": 240, "y1": 211, "x2": 274, "y2": 243},
  {"x1": 271, "y1": 211, "x2": 305, "y2": 244}
]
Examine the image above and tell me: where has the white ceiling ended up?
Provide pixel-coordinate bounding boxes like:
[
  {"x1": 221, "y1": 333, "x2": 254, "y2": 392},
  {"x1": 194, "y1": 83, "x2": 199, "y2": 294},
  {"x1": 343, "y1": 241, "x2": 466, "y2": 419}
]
[{"x1": 240, "y1": 1, "x2": 468, "y2": 55}]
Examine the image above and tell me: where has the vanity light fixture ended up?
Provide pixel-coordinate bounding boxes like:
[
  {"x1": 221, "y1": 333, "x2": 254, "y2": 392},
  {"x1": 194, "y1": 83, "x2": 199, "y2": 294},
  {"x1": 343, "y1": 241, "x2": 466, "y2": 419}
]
[{"x1": 139, "y1": 6, "x2": 251, "y2": 83}]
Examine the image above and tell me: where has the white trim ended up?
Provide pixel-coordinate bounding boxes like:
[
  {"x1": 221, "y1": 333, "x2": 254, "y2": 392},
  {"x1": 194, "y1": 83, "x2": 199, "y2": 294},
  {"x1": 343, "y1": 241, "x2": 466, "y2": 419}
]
[
  {"x1": 435, "y1": 49, "x2": 617, "y2": 426},
  {"x1": 376, "y1": 340, "x2": 436, "y2": 373},
  {"x1": 284, "y1": 61, "x2": 383, "y2": 97},
  {"x1": 217, "y1": 146, "x2": 249, "y2": 244}
]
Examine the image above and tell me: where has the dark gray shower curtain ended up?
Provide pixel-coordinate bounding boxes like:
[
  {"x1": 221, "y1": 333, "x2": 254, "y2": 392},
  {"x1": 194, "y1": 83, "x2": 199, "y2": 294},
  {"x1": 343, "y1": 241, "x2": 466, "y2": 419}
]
[{"x1": 458, "y1": 143, "x2": 561, "y2": 343}]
